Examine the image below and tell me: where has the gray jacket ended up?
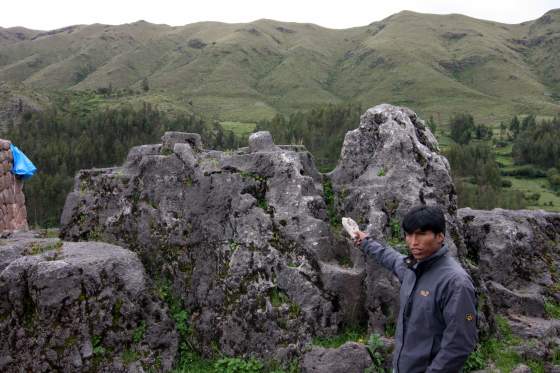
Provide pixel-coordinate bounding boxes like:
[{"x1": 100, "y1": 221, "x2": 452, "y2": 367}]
[{"x1": 360, "y1": 238, "x2": 477, "y2": 373}]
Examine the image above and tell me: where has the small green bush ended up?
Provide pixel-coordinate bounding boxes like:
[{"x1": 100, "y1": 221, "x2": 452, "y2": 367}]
[
  {"x1": 365, "y1": 333, "x2": 385, "y2": 373},
  {"x1": 545, "y1": 299, "x2": 560, "y2": 319},
  {"x1": 214, "y1": 357, "x2": 264, "y2": 373},
  {"x1": 132, "y1": 320, "x2": 146, "y2": 343}
]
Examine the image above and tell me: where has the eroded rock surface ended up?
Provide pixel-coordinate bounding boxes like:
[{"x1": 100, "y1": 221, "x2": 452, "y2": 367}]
[
  {"x1": 52, "y1": 103, "x2": 560, "y2": 370},
  {"x1": 0, "y1": 231, "x2": 177, "y2": 372},
  {"x1": 328, "y1": 103, "x2": 465, "y2": 332},
  {"x1": 300, "y1": 342, "x2": 373, "y2": 373},
  {"x1": 458, "y1": 207, "x2": 560, "y2": 363}
]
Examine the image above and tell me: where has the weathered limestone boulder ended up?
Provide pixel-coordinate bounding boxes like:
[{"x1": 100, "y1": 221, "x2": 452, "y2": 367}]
[
  {"x1": 0, "y1": 231, "x2": 178, "y2": 372},
  {"x1": 327, "y1": 104, "x2": 465, "y2": 333},
  {"x1": 300, "y1": 342, "x2": 373, "y2": 373},
  {"x1": 458, "y1": 207, "x2": 560, "y2": 365},
  {"x1": 61, "y1": 130, "x2": 347, "y2": 360},
  {"x1": 329, "y1": 103, "x2": 459, "y2": 250},
  {"x1": 458, "y1": 208, "x2": 560, "y2": 318}
]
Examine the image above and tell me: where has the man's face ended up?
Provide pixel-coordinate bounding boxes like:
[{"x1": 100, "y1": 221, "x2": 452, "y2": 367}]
[{"x1": 405, "y1": 229, "x2": 444, "y2": 261}]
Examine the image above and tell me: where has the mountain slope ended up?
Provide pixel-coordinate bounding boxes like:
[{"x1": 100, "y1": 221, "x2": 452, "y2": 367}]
[{"x1": 0, "y1": 10, "x2": 559, "y2": 123}]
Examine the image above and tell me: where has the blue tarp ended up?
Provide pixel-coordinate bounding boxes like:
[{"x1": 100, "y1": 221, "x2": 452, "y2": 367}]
[{"x1": 10, "y1": 144, "x2": 37, "y2": 180}]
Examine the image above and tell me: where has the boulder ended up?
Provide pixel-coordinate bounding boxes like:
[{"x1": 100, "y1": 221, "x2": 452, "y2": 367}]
[
  {"x1": 327, "y1": 103, "x2": 464, "y2": 332},
  {"x1": 300, "y1": 342, "x2": 373, "y2": 373},
  {"x1": 0, "y1": 231, "x2": 177, "y2": 372},
  {"x1": 458, "y1": 208, "x2": 560, "y2": 317},
  {"x1": 61, "y1": 130, "x2": 345, "y2": 359}
]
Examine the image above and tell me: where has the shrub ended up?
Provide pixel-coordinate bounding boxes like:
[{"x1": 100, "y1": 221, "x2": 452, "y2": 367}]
[{"x1": 214, "y1": 357, "x2": 264, "y2": 373}]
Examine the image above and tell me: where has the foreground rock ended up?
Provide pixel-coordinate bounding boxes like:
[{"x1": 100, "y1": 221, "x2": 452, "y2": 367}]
[
  {"x1": 300, "y1": 342, "x2": 373, "y2": 373},
  {"x1": 0, "y1": 231, "x2": 177, "y2": 372},
  {"x1": 458, "y1": 207, "x2": 560, "y2": 363}
]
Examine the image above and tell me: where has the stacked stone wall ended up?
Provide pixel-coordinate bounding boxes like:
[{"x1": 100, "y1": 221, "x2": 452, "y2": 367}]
[{"x1": 0, "y1": 139, "x2": 28, "y2": 231}]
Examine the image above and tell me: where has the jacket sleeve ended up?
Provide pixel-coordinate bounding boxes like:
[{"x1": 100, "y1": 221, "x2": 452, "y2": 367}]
[
  {"x1": 426, "y1": 275, "x2": 478, "y2": 373},
  {"x1": 359, "y1": 237, "x2": 407, "y2": 282}
]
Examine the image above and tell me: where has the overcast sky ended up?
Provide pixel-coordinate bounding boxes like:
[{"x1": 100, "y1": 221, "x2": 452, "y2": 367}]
[{"x1": 2, "y1": 0, "x2": 559, "y2": 30}]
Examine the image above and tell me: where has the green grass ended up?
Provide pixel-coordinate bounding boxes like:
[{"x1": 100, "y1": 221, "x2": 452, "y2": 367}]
[
  {"x1": 465, "y1": 315, "x2": 524, "y2": 372},
  {"x1": 503, "y1": 176, "x2": 560, "y2": 212},
  {"x1": 312, "y1": 325, "x2": 368, "y2": 348},
  {"x1": 495, "y1": 143, "x2": 514, "y2": 167},
  {"x1": 545, "y1": 299, "x2": 560, "y2": 319},
  {"x1": 220, "y1": 121, "x2": 257, "y2": 139}
]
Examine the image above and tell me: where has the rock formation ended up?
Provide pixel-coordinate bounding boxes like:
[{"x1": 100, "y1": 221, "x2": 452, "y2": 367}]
[
  {"x1": 0, "y1": 103, "x2": 558, "y2": 372},
  {"x1": 0, "y1": 139, "x2": 28, "y2": 232},
  {"x1": 0, "y1": 231, "x2": 178, "y2": 372}
]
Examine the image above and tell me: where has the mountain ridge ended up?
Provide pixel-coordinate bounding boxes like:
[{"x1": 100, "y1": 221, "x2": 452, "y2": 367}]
[{"x1": 0, "y1": 9, "x2": 559, "y2": 123}]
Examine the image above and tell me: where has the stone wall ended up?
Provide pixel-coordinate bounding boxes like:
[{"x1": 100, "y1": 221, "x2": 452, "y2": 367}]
[{"x1": 0, "y1": 139, "x2": 28, "y2": 232}]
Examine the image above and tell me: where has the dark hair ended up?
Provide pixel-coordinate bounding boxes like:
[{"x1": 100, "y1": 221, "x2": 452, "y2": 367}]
[{"x1": 402, "y1": 205, "x2": 445, "y2": 235}]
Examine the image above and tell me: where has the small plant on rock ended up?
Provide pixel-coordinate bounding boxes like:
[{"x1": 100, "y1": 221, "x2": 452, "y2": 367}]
[
  {"x1": 214, "y1": 357, "x2": 264, "y2": 373},
  {"x1": 365, "y1": 333, "x2": 385, "y2": 373}
]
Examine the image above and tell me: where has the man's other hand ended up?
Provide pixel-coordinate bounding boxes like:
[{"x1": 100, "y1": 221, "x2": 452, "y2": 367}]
[{"x1": 353, "y1": 231, "x2": 367, "y2": 247}]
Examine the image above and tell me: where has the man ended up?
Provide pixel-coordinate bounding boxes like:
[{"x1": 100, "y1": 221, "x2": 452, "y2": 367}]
[{"x1": 354, "y1": 205, "x2": 477, "y2": 373}]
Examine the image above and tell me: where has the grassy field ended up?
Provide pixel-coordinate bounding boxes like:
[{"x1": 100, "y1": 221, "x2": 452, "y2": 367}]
[
  {"x1": 219, "y1": 121, "x2": 257, "y2": 139},
  {"x1": 503, "y1": 176, "x2": 560, "y2": 212}
]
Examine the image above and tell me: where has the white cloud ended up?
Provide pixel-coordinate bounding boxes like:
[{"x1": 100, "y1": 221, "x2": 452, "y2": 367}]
[{"x1": 1, "y1": 0, "x2": 558, "y2": 30}]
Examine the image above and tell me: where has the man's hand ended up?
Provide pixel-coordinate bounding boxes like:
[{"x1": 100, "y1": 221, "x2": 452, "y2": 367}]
[{"x1": 353, "y1": 231, "x2": 367, "y2": 247}]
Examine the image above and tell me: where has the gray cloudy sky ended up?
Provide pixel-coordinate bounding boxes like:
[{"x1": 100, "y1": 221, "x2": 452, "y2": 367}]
[{"x1": 2, "y1": 0, "x2": 560, "y2": 30}]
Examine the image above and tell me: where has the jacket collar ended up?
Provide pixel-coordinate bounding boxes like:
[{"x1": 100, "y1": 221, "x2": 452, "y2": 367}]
[{"x1": 404, "y1": 244, "x2": 448, "y2": 273}]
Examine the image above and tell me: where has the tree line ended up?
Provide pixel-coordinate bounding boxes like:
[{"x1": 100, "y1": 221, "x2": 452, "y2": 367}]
[
  {"x1": 6, "y1": 103, "x2": 240, "y2": 227},
  {"x1": 511, "y1": 115, "x2": 560, "y2": 190}
]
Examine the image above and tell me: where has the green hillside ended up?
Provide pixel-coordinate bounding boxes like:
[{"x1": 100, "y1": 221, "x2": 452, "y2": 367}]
[{"x1": 0, "y1": 10, "x2": 559, "y2": 123}]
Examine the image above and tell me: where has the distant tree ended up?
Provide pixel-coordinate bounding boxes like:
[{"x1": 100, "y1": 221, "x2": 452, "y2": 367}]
[
  {"x1": 521, "y1": 114, "x2": 536, "y2": 131},
  {"x1": 498, "y1": 121, "x2": 507, "y2": 141},
  {"x1": 449, "y1": 113, "x2": 475, "y2": 145},
  {"x1": 474, "y1": 124, "x2": 492, "y2": 140},
  {"x1": 512, "y1": 115, "x2": 560, "y2": 169},
  {"x1": 142, "y1": 77, "x2": 150, "y2": 92},
  {"x1": 547, "y1": 168, "x2": 560, "y2": 191},
  {"x1": 509, "y1": 115, "x2": 520, "y2": 138},
  {"x1": 257, "y1": 103, "x2": 362, "y2": 172},
  {"x1": 444, "y1": 142, "x2": 527, "y2": 209}
]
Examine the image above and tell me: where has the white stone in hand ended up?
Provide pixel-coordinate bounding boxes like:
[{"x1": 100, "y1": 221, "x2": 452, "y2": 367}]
[{"x1": 342, "y1": 217, "x2": 360, "y2": 238}]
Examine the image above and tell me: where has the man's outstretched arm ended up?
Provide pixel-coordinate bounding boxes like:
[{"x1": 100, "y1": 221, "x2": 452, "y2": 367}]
[{"x1": 354, "y1": 231, "x2": 407, "y2": 282}]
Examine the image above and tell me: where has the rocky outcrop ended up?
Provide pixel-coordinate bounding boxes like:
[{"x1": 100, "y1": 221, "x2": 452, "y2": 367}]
[
  {"x1": 458, "y1": 208, "x2": 560, "y2": 355},
  {"x1": 0, "y1": 231, "x2": 178, "y2": 372},
  {"x1": 60, "y1": 126, "x2": 343, "y2": 360},
  {"x1": 43, "y1": 103, "x2": 560, "y2": 370},
  {"x1": 328, "y1": 103, "x2": 465, "y2": 333},
  {"x1": 57, "y1": 104, "x2": 469, "y2": 364},
  {"x1": 0, "y1": 139, "x2": 28, "y2": 232}
]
